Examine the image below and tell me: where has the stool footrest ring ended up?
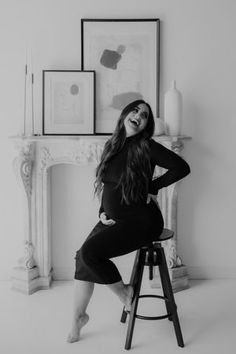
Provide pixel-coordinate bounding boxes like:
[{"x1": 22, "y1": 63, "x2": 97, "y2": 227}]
[
  {"x1": 139, "y1": 294, "x2": 168, "y2": 301},
  {"x1": 135, "y1": 313, "x2": 170, "y2": 320},
  {"x1": 126, "y1": 294, "x2": 171, "y2": 321}
]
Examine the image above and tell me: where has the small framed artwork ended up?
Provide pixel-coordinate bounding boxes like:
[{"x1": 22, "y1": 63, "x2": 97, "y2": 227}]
[
  {"x1": 81, "y1": 18, "x2": 160, "y2": 134},
  {"x1": 42, "y1": 70, "x2": 95, "y2": 135}
]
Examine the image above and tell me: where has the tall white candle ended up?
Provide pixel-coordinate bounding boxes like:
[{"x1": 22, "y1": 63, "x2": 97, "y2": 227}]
[
  {"x1": 30, "y1": 49, "x2": 34, "y2": 135},
  {"x1": 23, "y1": 47, "x2": 28, "y2": 135}
]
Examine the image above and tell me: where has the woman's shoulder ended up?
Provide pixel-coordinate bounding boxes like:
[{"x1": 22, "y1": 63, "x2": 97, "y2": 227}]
[
  {"x1": 148, "y1": 138, "x2": 163, "y2": 150},
  {"x1": 148, "y1": 138, "x2": 173, "y2": 160}
]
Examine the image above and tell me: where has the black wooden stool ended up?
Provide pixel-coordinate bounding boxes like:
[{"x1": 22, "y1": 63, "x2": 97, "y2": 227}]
[{"x1": 120, "y1": 228, "x2": 184, "y2": 350}]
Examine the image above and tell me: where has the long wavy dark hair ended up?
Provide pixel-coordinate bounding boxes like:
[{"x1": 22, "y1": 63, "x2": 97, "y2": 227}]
[{"x1": 94, "y1": 100, "x2": 155, "y2": 205}]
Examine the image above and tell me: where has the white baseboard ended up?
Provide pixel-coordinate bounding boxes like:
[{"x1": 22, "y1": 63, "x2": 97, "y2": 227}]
[
  {"x1": 51, "y1": 266, "x2": 74, "y2": 280},
  {"x1": 188, "y1": 266, "x2": 236, "y2": 279},
  {"x1": 1, "y1": 265, "x2": 236, "y2": 281}
]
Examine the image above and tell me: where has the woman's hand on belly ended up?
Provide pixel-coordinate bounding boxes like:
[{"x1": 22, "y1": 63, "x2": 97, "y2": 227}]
[{"x1": 100, "y1": 212, "x2": 116, "y2": 226}]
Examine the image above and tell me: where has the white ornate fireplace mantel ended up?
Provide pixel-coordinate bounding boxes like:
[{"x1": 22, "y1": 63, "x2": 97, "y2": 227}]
[{"x1": 10, "y1": 134, "x2": 191, "y2": 294}]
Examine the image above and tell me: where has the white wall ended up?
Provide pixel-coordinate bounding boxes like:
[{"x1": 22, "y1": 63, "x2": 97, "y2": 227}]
[{"x1": 1, "y1": 0, "x2": 236, "y2": 280}]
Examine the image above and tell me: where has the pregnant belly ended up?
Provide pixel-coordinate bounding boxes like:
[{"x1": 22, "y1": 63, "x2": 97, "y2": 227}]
[
  {"x1": 102, "y1": 183, "x2": 160, "y2": 223},
  {"x1": 103, "y1": 186, "x2": 133, "y2": 219}
]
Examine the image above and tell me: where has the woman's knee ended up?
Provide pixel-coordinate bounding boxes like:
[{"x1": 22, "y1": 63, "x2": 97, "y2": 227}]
[{"x1": 75, "y1": 241, "x2": 98, "y2": 267}]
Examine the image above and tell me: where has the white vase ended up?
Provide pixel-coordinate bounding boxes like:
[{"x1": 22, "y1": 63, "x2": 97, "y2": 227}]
[{"x1": 164, "y1": 80, "x2": 182, "y2": 136}]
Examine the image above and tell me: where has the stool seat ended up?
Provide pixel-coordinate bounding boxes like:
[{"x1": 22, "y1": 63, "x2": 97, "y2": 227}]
[
  {"x1": 141, "y1": 228, "x2": 174, "y2": 251},
  {"x1": 157, "y1": 228, "x2": 174, "y2": 242},
  {"x1": 120, "y1": 228, "x2": 184, "y2": 350}
]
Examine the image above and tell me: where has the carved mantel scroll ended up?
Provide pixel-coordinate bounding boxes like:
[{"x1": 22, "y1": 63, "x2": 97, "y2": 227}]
[
  {"x1": 11, "y1": 135, "x2": 191, "y2": 294},
  {"x1": 13, "y1": 141, "x2": 36, "y2": 270}
]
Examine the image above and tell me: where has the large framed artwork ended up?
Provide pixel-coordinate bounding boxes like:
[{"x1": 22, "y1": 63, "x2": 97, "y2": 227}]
[
  {"x1": 42, "y1": 70, "x2": 95, "y2": 135},
  {"x1": 81, "y1": 19, "x2": 160, "y2": 134}
]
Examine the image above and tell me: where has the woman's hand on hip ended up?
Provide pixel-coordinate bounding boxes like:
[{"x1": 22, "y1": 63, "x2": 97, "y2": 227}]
[
  {"x1": 147, "y1": 193, "x2": 159, "y2": 208},
  {"x1": 100, "y1": 212, "x2": 116, "y2": 226}
]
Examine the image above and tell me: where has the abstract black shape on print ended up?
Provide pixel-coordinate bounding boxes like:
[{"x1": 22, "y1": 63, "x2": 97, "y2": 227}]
[
  {"x1": 100, "y1": 49, "x2": 122, "y2": 69},
  {"x1": 117, "y1": 44, "x2": 126, "y2": 55},
  {"x1": 111, "y1": 92, "x2": 143, "y2": 110},
  {"x1": 70, "y1": 84, "x2": 79, "y2": 95}
]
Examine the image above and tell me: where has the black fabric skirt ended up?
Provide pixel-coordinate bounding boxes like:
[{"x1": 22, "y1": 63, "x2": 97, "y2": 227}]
[{"x1": 74, "y1": 200, "x2": 164, "y2": 284}]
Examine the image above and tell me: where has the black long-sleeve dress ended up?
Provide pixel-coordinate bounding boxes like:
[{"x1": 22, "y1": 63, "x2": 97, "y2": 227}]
[{"x1": 74, "y1": 136, "x2": 190, "y2": 284}]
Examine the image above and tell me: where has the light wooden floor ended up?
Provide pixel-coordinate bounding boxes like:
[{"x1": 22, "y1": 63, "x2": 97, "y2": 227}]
[{"x1": 1, "y1": 279, "x2": 236, "y2": 354}]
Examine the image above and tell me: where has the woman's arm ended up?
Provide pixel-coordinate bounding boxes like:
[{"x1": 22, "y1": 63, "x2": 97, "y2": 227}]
[
  {"x1": 149, "y1": 139, "x2": 191, "y2": 194},
  {"x1": 98, "y1": 196, "x2": 116, "y2": 225},
  {"x1": 98, "y1": 204, "x2": 104, "y2": 217}
]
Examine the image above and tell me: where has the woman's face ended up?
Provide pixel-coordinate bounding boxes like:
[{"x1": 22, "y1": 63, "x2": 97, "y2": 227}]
[{"x1": 124, "y1": 103, "x2": 149, "y2": 137}]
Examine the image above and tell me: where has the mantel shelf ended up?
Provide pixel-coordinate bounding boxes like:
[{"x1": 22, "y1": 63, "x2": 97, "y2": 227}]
[{"x1": 10, "y1": 134, "x2": 191, "y2": 142}]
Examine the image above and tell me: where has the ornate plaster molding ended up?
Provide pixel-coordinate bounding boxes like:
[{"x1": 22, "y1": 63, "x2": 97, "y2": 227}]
[
  {"x1": 12, "y1": 140, "x2": 36, "y2": 270},
  {"x1": 39, "y1": 139, "x2": 104, "y2": 173},
  {"x1": 13, "y1": 141, "x2": 34, "y2": 197},
  {"x1": 17, "y1": 240, "x2": 36, "y2": 269},
  {"x1": 162, "y1": 238, "x2": 183, "y2": 269},
  {"x1": 171, "y1": 139, "x2": 184, "y2": 154}
]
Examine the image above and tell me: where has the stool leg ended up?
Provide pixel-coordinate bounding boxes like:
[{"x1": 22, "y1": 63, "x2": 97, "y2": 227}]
[
  {"x1": 147, "y1": 248, "x2": 154, "y2": 280},
  {"x1": 125, "y1": 250, "x2": 145, "y2": 350},
  {"x1": 121, "y1": 250, "x2": 140, "y2": 323},
  {"x1": 157, "y1": 246, "x2": 185, "y2": 348},
  {"x1": 158, "y1": 262, "x2": 173, "y2": 321}
]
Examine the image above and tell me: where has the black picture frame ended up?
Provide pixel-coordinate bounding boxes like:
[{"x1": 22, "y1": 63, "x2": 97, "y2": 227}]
[
  {"x1": 42, "y1": 70, "x2": 96, "y2": 136},
  {"x1": 81, "y1": 18, "x2": 160, "y2": 134}
]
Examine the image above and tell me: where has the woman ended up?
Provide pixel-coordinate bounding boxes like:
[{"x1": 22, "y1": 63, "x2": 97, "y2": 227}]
[{"x1": 67, "y1": 100, "x2": 190, "y2": 343}]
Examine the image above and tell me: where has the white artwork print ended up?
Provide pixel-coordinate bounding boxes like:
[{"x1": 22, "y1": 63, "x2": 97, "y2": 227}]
[
  {"x1": 88, "y1": 35, "x2": 150, "y2": 131},
  {"x1": 82, "y1": 20, "x2": 159, "y2": 133},
  {"x1": 43, "y1": 71, "x2": 95, "y2": 134},
  {"x1": 52, "y1": 81, "x2": 84, "y2": 124}
]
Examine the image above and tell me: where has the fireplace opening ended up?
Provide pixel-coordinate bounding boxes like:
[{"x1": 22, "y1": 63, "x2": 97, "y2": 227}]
[
  {"x1": 50, "y1": 163, "x2": 99, "y2": 280},
  {"x1": 49, "y1": 163, "x2": 136, "y2": 283}
]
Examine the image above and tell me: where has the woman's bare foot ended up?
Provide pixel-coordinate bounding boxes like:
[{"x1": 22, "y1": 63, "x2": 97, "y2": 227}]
[
  {"x1": 122, "y1": 284, "x2": 134, "y2": 311},
  {"x1": 67, "y1": 313, "x2": 89, "y2": 343}
]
